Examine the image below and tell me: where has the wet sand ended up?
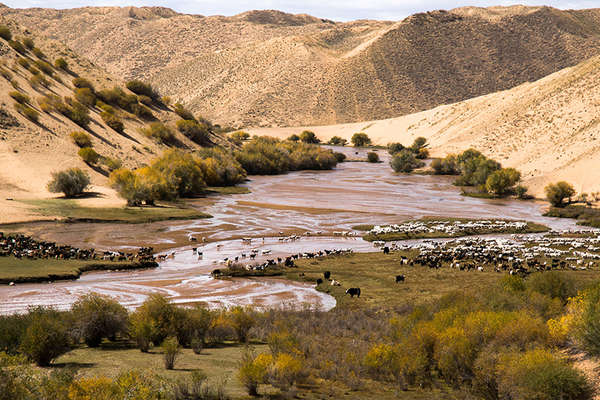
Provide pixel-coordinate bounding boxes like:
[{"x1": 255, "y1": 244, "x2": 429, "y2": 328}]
[{"x1": 0, "y1": 148, "x2": 584, "y2": 313}]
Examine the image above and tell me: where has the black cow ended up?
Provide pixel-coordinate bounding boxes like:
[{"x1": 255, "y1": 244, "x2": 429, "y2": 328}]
[
  {"x1": 324, "y1": 271, "x2": 331, "y2": 280},
  {"x1": 383, "y1": 246, "x2": 390, "y2": 254},
  {"x1": 396, "y1": 274, "x2": 405, "y2": 283},
  {"x1": 346, "y1": 288, "x2": 361, "y2": 298},
  {"x1": 316, "y1": 278, "x2": 323, "y2": 285}
]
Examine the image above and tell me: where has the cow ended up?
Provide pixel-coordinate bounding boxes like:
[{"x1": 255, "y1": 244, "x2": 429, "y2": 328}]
[
  {"x1": 396, "y1": 274, "x2": 405, "y2": 283},
  {"x1": 383, "y1": 246, "x2": 390, "y2": 254},
  {"x1": 346, "y1": 288, "x2": 361, "y2": 298},
  {"x1": 324, "y1": 271, "x2": 331, "y2": 280},
  {"x1": 316, "y1": 278, "x2": 323, "y2": 285}
]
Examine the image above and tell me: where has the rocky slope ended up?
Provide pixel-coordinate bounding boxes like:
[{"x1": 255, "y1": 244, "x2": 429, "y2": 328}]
[{"x1": 3, "y1": 5, "x2": 600, "y2": 127}]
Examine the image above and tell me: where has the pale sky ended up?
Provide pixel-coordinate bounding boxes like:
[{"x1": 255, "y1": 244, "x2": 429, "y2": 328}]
[{"x1": 2, "y1": 0, "x2": 598, "y2": 21}]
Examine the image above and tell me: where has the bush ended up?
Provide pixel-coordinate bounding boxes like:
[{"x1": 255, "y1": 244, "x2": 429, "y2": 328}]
[
  {"x1": 126, "y1": 80, "x2": 158, "y2": 100},
  {"x1": 545, "y1": 181, "x2": 575, "y2": 207},
  {"x1": 22, "y1": 37, "x2": 34, "y2": 50},
  {"x1": 131, "y1": 103, "x2": 154, "y2": 120},
  {"x1": 411, "y1": 137, "x2": 429, "y2": 158},
  {"x1": 571, "y1": 286, "x2": 600, "y2": 355},
  {"x1": 390, "y1": 149, "x2": 424, "y2": 173},
  {"x1": 176, "y1": 119, "x2": 210, "y2": 145},
  {"x1": 269, "y1": 353, "x2": 306, "y2": 390},
  {"x1": 129, "y1": 294, "x2": 176, "y2": 350},
  {"x1": 367, "y1": 152, "x2": 379, "y2": 163},
  {"x1": 230, "y1": 307, "x2": 255, "y2": 343},
  {"x1": 485, "y1": 168, "x2": 521, "y2": 196},
  {"x1": 20, "y1": 308, "x2": 70, "y2": 366},
  {"x1": 70, "y1": 131, "x2": 92, "y2": 147},
  {"x1": 137, "y1": 95, "x2": 153, "y2": 106},
  {"x1": 74, "y1": 88, "x2": 96, "y2": 107},
  {"x1": 9, "y1": 91, "x2": 29, "y2": 104},
  {"x1": 239, "y1": 349, "x2": 271, "y2": 396},
  {"x1": 527, "y1": 271, "x2": 575, "y2": 304},
  {"x1": 14, "y1": 103, "x2": 39, "y2": 122},
  {"x1": 328, "y1": 136, "x2": 347, "y2": 146},
  {"x1": 47, "y1": 168, "x2": 90, "y2": 197},
  {"x1": 29, "y1": 74, "x2": 51, "y2": 90},
  {"x1": 0, "y1": 25, "x2": 11, "y2": 41},
  {"x1": 299, "y1": 130, "x2": 320, "y2": 144},
  {"x1": 102, "y1": 157, "x2": 122, "y2": 172},
  {"x1": 173, "y1": 103, "x2": 195, "y2": 120},
  {"x1": 142, "y1": 122, "x2": 176, "y2": 145},
  {"x1": 387, "y1": 142, "x2": 404, "y2": 155},
  {"x1": 334, "y1": 152, "x2": 346, "y2": 162},
  {"x1": 54, "y1": 57, "x2": 68, "y2": 70},
  {"x1": 32, "y1": 47, "x2": 45, "y2": 59},
  {"x1": 230, "y1": 131, "x2": 250, "y2": 143},
  {"x1": 71, "y1": 293, "x2": 129, "y2": 347},
  {"x1": 162, "y1": 337, "x2": 180, "y2": 370},
  {"x1": 8, "y1": 40, "x2": 26, "y2": 54},
  {"x1": 72, "y1": 77, "x2": 95, "y2": 92},
  {"x1": 101, "y1": 111, "x2": 124, "y2": 133},
  {"x1": 78, "y1": 147, "x2": 100, "y2": 164},
  {"x1": 66, "y1": 101, "x2": 91, "y2": 128},
  {"x1": 351, "y1": 132, "x2": 371, "y2": 147},
  {"x1": 34, "y1": 60, "x2": 53, "y2": 75},
  {"x1": 287, "y1": 134, "x2": 300, "y2": 142},
  {"x1": 173, "y1": 305, "x2": 213, "y2": 348},
  {"x1": 431, "y1": 155, "x2": 459, "y2": 175}
]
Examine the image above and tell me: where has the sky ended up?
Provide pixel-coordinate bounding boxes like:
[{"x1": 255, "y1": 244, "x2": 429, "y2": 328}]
[{"x1": 3, "y1": 0, "x2": 599, "y2": 21}]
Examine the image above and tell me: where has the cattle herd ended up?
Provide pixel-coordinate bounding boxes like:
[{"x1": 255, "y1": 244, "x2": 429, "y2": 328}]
[{"x1": 0, "y1": 232, "x2": 156, "y2": 263}]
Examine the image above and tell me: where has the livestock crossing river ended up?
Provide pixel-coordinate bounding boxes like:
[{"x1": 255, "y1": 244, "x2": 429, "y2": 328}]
[{"x1": 0, "y1": 148, "x2": 585, "y2": 314}]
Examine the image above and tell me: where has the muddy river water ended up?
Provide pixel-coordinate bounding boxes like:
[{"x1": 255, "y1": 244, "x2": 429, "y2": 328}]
[{"x1": 0, "y1": 148, "x2": 584, "y2": 313}]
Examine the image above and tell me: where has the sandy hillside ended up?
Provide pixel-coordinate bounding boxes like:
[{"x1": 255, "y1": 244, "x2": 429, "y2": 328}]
[
  {"x1": 2, "y1": 5, "x2": 600, "y2": 127},
  {"x1": 0, "y1": 18, "x2": 225, "y2": 223},
  {"x1": 249, "y1": 54, "x2": 600, "y2": 198}
]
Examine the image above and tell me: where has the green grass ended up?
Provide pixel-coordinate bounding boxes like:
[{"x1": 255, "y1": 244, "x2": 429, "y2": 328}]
[
  {"x1": 358, "y1": 217, "x2": 548, "y2": 242},
  {"x1": 286, "y1": 251, "x2": 600, "y2": 310},
  {"x1": 0, "y1": 256, "x2": 154, "y2": 283},
  {"x1": 21, "y1": 199, "x2": 211, "y2": 223},
  {"x1": 544, "y1": 205, "x2": 600, "y2": 228},
  {"x1": 205, "y1": 186, "x2": 250, "y2": 195}
]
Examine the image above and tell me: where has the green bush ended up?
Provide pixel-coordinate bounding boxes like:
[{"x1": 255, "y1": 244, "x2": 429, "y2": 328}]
[
  {"x1": 162, "y1": 337, "x2": 180, "y2": 370},
  {"x1": 367, "y1": 151, "x2": 379, "y2": 163},
  {"x1": 20, "y1": 308, "x2": 71, "y2": 366},
  {"x1": 130, "y1": 294, "x2": 176, "y2": 350},
  {"x1": 137, "y1": 95, "x2": 153, "y2": 106},
  {"x1": 239, "y1": 349, "x2": 271, "y2": 396},
  {"x1": 71, "y1": 293, "x2": 129, "y2": 347},
  {"x1": 54, "y1": 57, "x2": 68, "y2": 70},
  {"x1": 74, "y1": 87, "x2": 96, "y2": 107},
  {"x1": 16, "y1": 57, "x2": 29, "y2": 69},
  {"x1": 230, "y1": 307, "x2": 255, "y2": 343},
  {"x1": 334, "y1": 152, "x2": 346, "y2": 162},
  {"x1": 14, "y1": 103, "x2": 39, "y2": 122},
  {"x1": 299, "y1": 130, "x2": 320, "y2": 144},
  {"x1": 131, "y1": 103, "x2": 154, "y2": 120},
  {"x1": 527, "y1": 271, "x2": 575, "y2": 304},
  {"x1": 351, "y1": 132, "x2": 371, "y2": 147},
  {"x1": 101, "y1": 111, "x2": 124, "y2": 133},
  {"x1": 34, "y1": 59, "x2": 53, "y2": 75},
  {"x1": 72, "y1": 77, "x2": 95, "y2": 92},
  {"x1": 141, "y1": 122, "x2": 176, "y2": 145},
  {"x1": 8, "y1": 40, "x2": 26, "y2": 54},
  {"x1": 126, "y1": 80, "x2": 159, "y2": 100},
  {"x1": 173, "y1": 103, "x2": 195, "y2": 121},
  {"x1": 328, "y1": 136, "x2": 347, "y2": 146},
  {"x1": 387, "y1": 142, "x2": 405, "y2": 155},
  {"x1": 485, "y1": 168, "x2": 521, "y2": 196},
  {"x1": 102, "y1": 157, "x2": 122, "y2": 172},
  {"x1": 9, "y1": 91, "x2": 29, "y2": 104},
  {"x1": 22, "y1": 37, "x2": 35, "y2": 50},
  {"x1": 390, "y1": 149, "x2": 424, "y2": 173},
  {"x1": 230, "y1": 131, "x2": 250, "y2": 142},
  {"x1": 47, "y1": 168, "x2": 90, "y2": 197},
  {"x1": 173, "y1": 305, "x2": 213, "y2": 348},
  {"x1": 29, "y1": 74, "x2": 51, "y2": 90},
  {"x1": 32, "y1": 47, "x2": 45, "y2": 59},
  {"x1": 431, "y1": 155, "x2": 460, "y2": 175},
  {"x1": 287, "y1": 134, "x2": 300, "y2": 142},
  {"x1": 0, "y1": 25, "x2": 12, "y2": 41},
  {"x1": 514, "y1": 185, "x2": 529, "y2": 199},
  {"x1": 78, "y1": 147, "x2": 100, "y2": 164},
  {"x1": 411, "y1": 137, "x2": 429, "y2": 159},
  {"x1": 70, "y1": 131, "x2": 92, "y2": 147},
  {"x1": 176, "y1": 119, "x2": 209, "y2": 145},
  {"x1": 545, "y1": 181, "x2": 575, "y2": 207},
  {"x1": 65, "y1": 101, "x2": 90, "y2": 128}
]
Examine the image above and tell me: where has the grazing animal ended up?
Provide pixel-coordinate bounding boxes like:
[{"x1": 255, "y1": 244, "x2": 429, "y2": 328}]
[
  {"x1": 316, "y1": 278, "x2": 323, "y2": 285},
  {"x1": 189, "y1": 236, "x2": 197, "y2": 242},
  {"x1": 346, "y1": 288, "x2": 361, "y2": 298},
  {"x1": 331, "y1": 279, "x2": 341, "y2": 286},
  {"x1": 396, "y1": 275, "x2": 405, "y2": 283},
  {"x1": 383, "y1": 246, "x2": 390, "y2": 254},
  {"x1": 211, "y1": 269, "x2": 222, "y2": 276},
  {"x1": 324, "y1": 271, "x2": 331, "y2": 280}
]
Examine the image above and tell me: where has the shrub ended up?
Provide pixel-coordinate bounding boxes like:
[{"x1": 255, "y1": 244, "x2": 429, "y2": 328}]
[
  {"x1": 66, "y1": 101, "x2": 90, "y2": 128},
  {"x1": 431, "y1": 155, "x2": 459, "y2": 175},
  {"x1": 71, "y1": 293, "x2": 129, "y2": 347},
  {"x1": 545, "y1": 181, "x2": 575, "y2": 207},
  {"x1": 299, "y1": 130, "x2": 320, "y2": 144},
  {"x1": 287, "y1": 134, "x2": 300, "y2": 142},
  {"x1": 411, "y1": 137, "x2": 429, "y2": 158},
  {"x1": 34, "y1": 59, "x2": 53, "y2": 75},
  {"x1": 176, "y1": 119, "x2": 210, "y2": 145},
  {"x1": 151, "y1": 149, "x2": 206, "y2": 197},
  {"x1": 388, "y1": 142, "x2": 405, "y2": 155},
  {"x1": 454, "y1": 150, "x2": 502, "y2": 187},
  {"x1": 142, "y1": 122, "x2": 176, "y2": 145},
  {"x1": 29, "y1": 74, "x2": 51, "y2": 90},
  {"x1": 9, "y1": 91, "x2": 29, "y2": 104},
  {"x1": 137, "y1": 95, "x2": 153, "y2": 106},
  {"x1": 16, "y1": 57, "x2": 29, "y2": 69},
  {"x1": 101, "y1": 111, "x2": 124, "y2": 132},
  {"x1": 32, "y1": 47, "x2": 45, "y2": 59},
  {"x1": 0, "y1": 66, "x2": 12, "y2": 81},
  {"x1": 390, "y1": 149, "x2": 424, "y2": 173},
  {"x1": 0, "y1": 25, "x2": 11, "y2": 41},
  {"x1": 14, "y1": 103, "x2": 39, "y2": 122},
  {"x1": 162, "y1": 337, "x2": 180, "y2": 370},
  {"x1": 173, "y1": 305, "x2": 212, "y2": 348},
  {"x1": 485, "y1": 168, "x2": 521, "y2": 196},
  {"x1": 367, "y1": 151, "x2": 379, "y2": 163},
  {"x1": 230, "y1": 306, "x2": 255, "y2": 343},
  {"x1": 230, "y1": 131, "x2": 250, "y2": 143},
  {"x1": 131, "y1": 103, "x2": 154, "y2": 120},
  {"x1": 269, "y1": 353, "x2": 306, "y2": 390},
  {"x1": 102, "y1": 157, "x2": 122, "y2": 172},
  {"x1": 22, "y1": 37, "x2": 35, "y2": 50},
  {"x1": 239, "y1": 349, "x2": 272, "y2": 396},
  {"x1": 9, "y1": 40, "x2": 26, "y2": 54},
  {"x1": 496, "y1": 349, "x2": 591, "y2": 400},
  {"x1": 572, "y1": 286, "x2": 600, "y2": 355},
  {"x1": 74, "y1": 87, "x2": 96, "y2": 107},
  {"x1": 72, "y1": 77, "x2": 95, "y2": 92},
  {"x1": 351, "y1": 132, "x2": 371, "y2": 147},
  {"x1": 78, "y1": 147, "x2": 100, "y2": 164},
  {"x1": 126, "y1": 80, "x2": 158, "y2": 100},
  {"x1": 109, "y1": 167, "x2": 168, "y2": 206},
  {"x1": 334, "y1": 152, "x2": 346, "y2": 162},
  {"x1": 328, "y1": 136, "x2": 347, "y2": 146},
  {"x1": 527, "y1": 271, "x2": 575, "y2": 304},
  {"x1": 129, "y1": 294, "x2": 176, "y2": 349},
  {"x1": 20, "y1": 308, "x2": 70, "y2": 366},
  {"x1": 70, "y1": 131, "x2": 92, "y2": 147},
  {"x1": 173, "y1": 103, "x2": 195, "y2": 120},
  {"x1": 54, "y1": 57, "x2": 68, "y2": 70},
  {"x1": 47, "y1": 168, "x2": 90, "y2": 197}
]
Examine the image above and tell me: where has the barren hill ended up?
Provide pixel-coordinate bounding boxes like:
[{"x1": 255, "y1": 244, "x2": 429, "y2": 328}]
[
  {"x1": 0, "y1": 18, "x2": 223, "y2": 223},
  {"x1": 3, "y1": 5, "x2": 600, "y2": 127},
  {"x1": 250, "y1": 54, "x2": 600, "y2": 198}
]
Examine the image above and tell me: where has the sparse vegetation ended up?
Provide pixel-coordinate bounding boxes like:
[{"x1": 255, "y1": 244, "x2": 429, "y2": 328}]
[
  {"x1": 74, "y1": 87, "x2": 96, "y2": 107},
  {"x1": 47, "y1": 168, "x2": 90, "y2": 197},
  {"x1": 328, "y1": 136, "x2": 347, "y2": 146},
  {"x1": 351, "y1": 132, "x2": 371, "y2": 147},
  {"x1": 101, "y1": 111, "x2": 124, "y2": 133},
  {"x1": 0, "y1": 25, "x2": 12, "y2": 41},
  {"x1": 173, "y1": 103, "x2": 195, "y2": 121},
  {"x1": 176, "y1": 119, "x2": 210, "y2": 145},
  {"x1": 299, "y1": 130, "x2": 320, "y2": 144},
  {"x1": 78, "y1": 147, "x2": 100, "y2": 164},
  {"x1": 390, "y1": 149, "x2": 424, "y2": 173},
  {"x1": 14, "y1": 103, "x2": 39, "y2": 122},
  {"x1": 367, "y1": 151, "x2": 379, "y2": 163},
  {"x1": 8, "y1": 40, "x2": 26, "y2": 54},
  {"x1": 126, "y1": 79, "x2": 159, "y2": 101},
  {"x1": 9, "y1": 91, "x2": 29, "y2": 104},
  {"x1": 54, "y1": 57, "x2": 68, "y2": 70},
  {"x1": 545, "y1": 181, "x2": 576, "y2": 207},
  {"x1": 141, "y1": 122, "x2": 176, "y2": 145},
  {"x1": 70, "y1": 131, "x2": 93, "y2": 147}
]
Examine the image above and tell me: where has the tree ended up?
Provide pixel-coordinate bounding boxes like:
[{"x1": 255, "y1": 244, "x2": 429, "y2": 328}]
[
  {"x1": 71, "y1": 293, "x2": 129, "y2": 347},
  {"x1": 176, "y1": 119, "x2": 210, "y2": 145},
  {"x1": 239, "y1": 349, "x2": 272, "y2": 396},
  {"x1": 47, "y1": 168, "x2": 90, "y2": 197},
  {"x1": 20, "y1": 309, "x2": 70, "y2": 366},
  {"x1": 390, "y1": 150, "x2": 424, "y2": 173},
  {"x1": 351, "y1": 132, "x2": 371, "y2": 147},
  {"x1": 287, "y1": 134, "x2": 300, "y2": 142},
  {"x1": 162, "y1": 337, "x2": 180, "y2": 370},
  {"x1": 367, "y1": 152, "x2": 380, "y2": 163},
  {"x1": 129, "y1": 294, "x2": 176, "y2": 350},
  {"x1": 230, "y1": 307, "x2": 255, "y2": 343},
  {"x1": 299, "y1": 130, "x2": 320, "y2": 144},
  {"x1": 328, "y1": 136, "x2": 347, "y2": 146},
  {"x1": 388, "y1": 142, "x2": 405, "y2": 155},
  {"x1": 545, "y1": 181, "x2": 576, "y2": 207},
  {"x1": 485, "y1": 168, "x2": 521, "y2": 196}
]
